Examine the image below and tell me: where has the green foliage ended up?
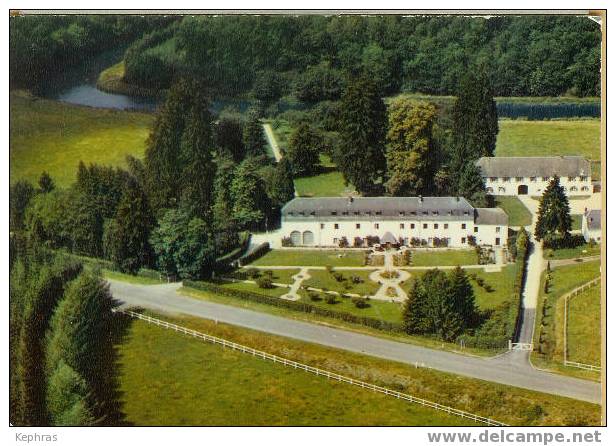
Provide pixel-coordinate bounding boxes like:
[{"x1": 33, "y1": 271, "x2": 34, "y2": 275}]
[
  {"x1": 287, "y1": 123, "x2": 322, "y2": 176},
  {"x1": 10, "y1": 180, "x2": 35, "y2": 232},
  {"x1": 456, "y1": 163, "x2": 488, "y2": 207},
  {"x1": 262, "y1": 158, "x2": 295, "y2": 207},
  {"x1": 451, "y1": 69, "x2": 499, "y2": 166},
  {"x1": 46, "y1": 270, "x2": 121, "y2": 425},
  {"x1": 144, "y1": 78, "x2": 216, "y2": 213},
  {"x1": 335, "y1": 77, "x2": 387, "y2": 194},
  {"x1": 230, "y1": 160, "x2": 271, "y2": 230},
  {"x1": 150, "y1": 208, "x2": 216, "y2": 280},
  {"x1": 103, "y1": 179, "x2": 155, "y2": 274},
  {"x1": 38, "y1": 171, "x2": 55, "y2": 193},
  {"x1": 243, "y1": 109, "x2": 267, "y2": 158},
  {"x1": 214, "y1": 117, "x2": 246, "y2": 163},
  {"x1": 294, "y1": 61, "x2": 346, "y2": 103},
  {"x1": 385, "y1": 99, "x2": 439, "y2": 196},
  {"x1": 535, "y1": 176, "x2": 573, "y2": 240},
  {"x1": 46, "y1": 361, "x2": 94, "y2": 426},
  {"x1": 256, "y1": 276, "x2": 274, "y2": 289}
]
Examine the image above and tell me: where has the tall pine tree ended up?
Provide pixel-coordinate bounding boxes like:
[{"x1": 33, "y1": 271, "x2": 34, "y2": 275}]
[
  {"x1": 335, "y1": 76, "x2": 387, "y2": 195},
  {"x1": 535, "y1": 176, "x2": 573, "y2": 240}
]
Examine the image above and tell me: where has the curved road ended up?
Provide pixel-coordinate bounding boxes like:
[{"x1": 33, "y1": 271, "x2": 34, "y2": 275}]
[{"x1": 108, "y1": 279, "x2": 600, "y2": 404}]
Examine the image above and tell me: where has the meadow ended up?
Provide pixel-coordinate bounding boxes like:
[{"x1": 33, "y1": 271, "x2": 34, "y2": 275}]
[
  {"x1": 493, "y1": 196, "x2": 533, "y2": 227},
  {"x1": 10, "y1": 91, "x2": 154, "y2": 187},
  {"x1": 118, "y1": 318, "x2": 471, "y2": 426},
  {"x1": 118, "y1": 311, "x2": 600, "y2": 426},
  {"x1": 249, "y1": 249, "x2": 367, "y2": 267},
  {"x1": 567, "y1": 284, "x2": 601, "y2": 366}
]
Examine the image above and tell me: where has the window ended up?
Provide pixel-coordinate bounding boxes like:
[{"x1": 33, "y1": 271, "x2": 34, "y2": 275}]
[
  {"x1": 366, "y1": 211, "x2": 372, "y2": 216},
  {"x1": 570, "y1": 186, "x2": 578, "y2": 192},
  {"x1": 581, "y1": 186, "x2": 589, "y2": 192},
  {"x1": 342, "y1": 211, "x2": 348, "y2": 216},
  {"x1": 410, "y1": 223, "x2": 415, "y2": 229},
  {"x1": 487, "y1": 187, "x2": 494, "y2": 193},
  {"x1": 356, "y1": 223, "x2": 361, "y2": 229},
  {"x1": 461, "y1": 237, "x2": 466, "y2": 244},
  {"x1": 399, "y1": 212, "x2": 405, "y2": 217},
  {"x1": 374, "y1": 223, "x2": 379, "y2": 229},
  {"x1": 310, "y1": 211, "x2": 315, "y2": 216},
  {"x1": 495, "y1": 237, "x2": 500, "y2": 246},
  {"x1": 542, "y1": 176, "x2": 550, "y2": 182},
  {"x1": 400, "y1": 223, "x2": 405, "y2": 229},
  {"x1": 503, "y1": 177, "x2": 510, "y2": 182},
  {"x1": 432, "y1": 211, "x2": 439, "y2": 216},
  {"x1": 423, "y1": 223, "x2": 428, "y2": 229},
  {"x1": 516, "y1": 177, "x2": 523, "y2": 182},
  {"x1": 568, "y1": 176, "x2": 575, "y2": 182},
  {"x1": 530, "y1": 177, "x2": 537, "y2": 182},
  {"x1": 410, "y1": 211, "x2": 417, "y2": 216},
  {"x1": 580, "y1": 176, "x2": 588, "y2": 182},
  {"x1": 464, "y1": 211, "x2": 470, "y2": 216},
  {"x1": 461, "y1": 223, "x2": 467, "y2": 229},
  {"x1": 331, "y1": 211, "x2": 337, "y2": 216},
  {"x1": 320, "y1": 223, "x2": 325, "y2": 229},
  {"x1": 489, "y1": 177, "x2": 497, "y2": 182},
  {"x1": 422, "y1": 211, "x2": 429, "y2": 216},
  {"x1": 444, "y1": 223, "x2": 449, "y2": 229},
  {"x1": 299, "y1": 212, "x2": 305, "y2": 216},
  {"x1": 288, "y1": 212, "x2": 294, "y2": 216},
  {"x1": 354, "y1": 211, "x2": 360, "y2": 216},
  {"x1": 376, "y1": 211, "x2": 382, "y2": 216},
  {"x1": 434, "y1": 223, "x2": 439, "y2": 229},
  {"x1": 498, "y1": 187, "x2": 506, "y2": 193},
  {"x1": 496, "y1": 226, "x2": 501, "y2": 233},
  {"x1": 333, "y1": 238, "x2": 338, "y2": 244},
  {"x1": 334, "y1": 223, "x2": 339, "y2": 229},
  {"x1": 474, "y1": 226, "x2": 478, "y2": 233}
]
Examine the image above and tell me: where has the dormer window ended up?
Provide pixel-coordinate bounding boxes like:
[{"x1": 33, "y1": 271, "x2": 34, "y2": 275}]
[
  {"x1": 464, "y1": 211, "x2": 469, "y2": 216},
  {"x1": 399, "y1": 212, "x2": 405, "y2": 217},
  {"x1": 342, "y1": 211, "x2": 348, "y2": 216},
  {"x1": 432, "y1": 211, "x2": 438, "y2": 216},
  {"x1": 331, "y1": 211, "x2": 337, "y2": 216},
  {"x1": 376, "y1": 211, "x2": 382, "y2": 216},
  {"x1": 310, "y1": 211, "x2": 315, "y2": 216},
  {"x1": 580, "y1": 176, "x2": 587, "y2": 182},
  {"x1": 422, "y1": 211, "x2": 428, "y2": 216},
  {"x1": 410, "y1": 211, "x2": 416, "y2": 216},
  {"x1": 354, "y1": 211, "x2": 360, "y2": 216},
  {"x1": 288, "y1": 212, "x2": 294, "y2": 216}
]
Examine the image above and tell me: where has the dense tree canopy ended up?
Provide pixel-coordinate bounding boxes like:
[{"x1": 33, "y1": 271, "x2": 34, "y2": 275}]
[
  {"x1": 287, "y1": 123, "x2": 322, "y2": 177},
  {"x1": 118, "y1": 15, "x2": 600, "y2": 98},
  {"x1": 535, "y1": 176, "x2": 573, "y2": 240}
]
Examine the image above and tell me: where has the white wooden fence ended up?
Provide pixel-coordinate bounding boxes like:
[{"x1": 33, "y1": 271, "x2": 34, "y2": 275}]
[
  {"x1": 114, "y1": 308, "x2": 507, "y2": 427},
  {"x1": 563, "y1": 277, "x2": 601, "y2": 371}
]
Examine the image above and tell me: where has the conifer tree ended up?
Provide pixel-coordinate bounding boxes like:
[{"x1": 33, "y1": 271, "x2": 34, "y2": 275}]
[
  {"x1": 448, "y1": 266, "x2": 478, "y2": 329},
  {"x1": 335, "y1": 76, "x2": 387, "y2": 195},
  {"x1": 243, "y1": 108, "x2": 266, "y2": 157},
  {"x1": 534, "y1": 176, "x2": 573, "y2": 240},
  {"x1": 38, "y1": 171, "x2": 55, "y2": 193},
  {"x1": 287, "y1": 122, "x2": 322, "y2": 176}
]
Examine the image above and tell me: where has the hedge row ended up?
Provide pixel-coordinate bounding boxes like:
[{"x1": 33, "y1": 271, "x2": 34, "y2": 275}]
[
  {"x1": 56, "y1": 251, "x2": 164, "y2": 281},
  {"x1": 238, "y1": 242, "x2": 270, "y2": 267},
  {"x1": 183, "y1": 279, "x2": 403, "y2": 332},
  {"x1": 214, "y1": 232, "x2": 251, "y2": 272}
]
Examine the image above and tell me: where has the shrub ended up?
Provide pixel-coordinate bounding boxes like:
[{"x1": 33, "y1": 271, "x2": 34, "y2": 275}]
[
  {"x1": 476, "y1": 277, "x2": 485, "y2": 287},
  {"x1": 483, "y1": 284, "x2": 494, "y2": 293},
  {"x1": 325, "y1": 294, "x2": 338, "y2": 304},
  {"x1": 332, "y1": 272, "x2": 345, "y2": 282},
  {"x1": 542, "y1": 234, "x2": 585, "y2": 250},
  {"x1": 325, "y1": 265, "x2": 333, "y2": 274},
  {"x1": 238, "y1": 242, "x2": 270, "y2": 266},
  {"x1": 338, "y1": 236, "x2": 349, "y2": 248},
  {"x1": 467, "y1": 235, "x2": 477, "y2": 247},
  {"x1": 281, "y1": 236, "x2": 293, "y2": 247},
  {"x1": 410, "y1": 237, "x2": 421, "y2": 247},
  {"x1": 352, "y1": 296, "x2": 370, "y2": 308},
  {"x1": 245, "y1": 268, "x2": 261, "y2": 279},
  {"x1": 353, "y1": 237, "x2": 364, "y2": 248},
  {"x1": 350, "y1": 275, "x2": 363, "y2": 284},
  {"x1": 256, "y1": 276, "x2": 274, "y2": 289},
  {"x1": 365, "y1": 235, "x2": 380, "y2": 247},
  {"x1": 308, "y1": 291, "x2": 322, "y2": 302}
]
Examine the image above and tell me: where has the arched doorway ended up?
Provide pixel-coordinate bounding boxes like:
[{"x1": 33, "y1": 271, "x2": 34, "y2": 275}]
[
  {"x1": 517, "y1": 185, "x2": 528, "y2": 195},
  {"x1": 290, "y1": 231, "x2": 301, "y2": 246},
  {"x1": 302, "y1": 231, "x2": 315, "y2": 245}
]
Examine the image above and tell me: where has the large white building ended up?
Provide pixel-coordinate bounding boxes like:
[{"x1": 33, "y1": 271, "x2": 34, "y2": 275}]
[
  {"x1": 476, "y1": 156, "x2": 592, "y2": 197},
  {"x1": 280, "y1": 196, "x2": 508, "y2": 248}
]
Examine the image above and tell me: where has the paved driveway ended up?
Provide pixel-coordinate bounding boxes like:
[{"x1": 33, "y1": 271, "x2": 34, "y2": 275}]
[{"x1": 108, "y1": 279, "x2": 601, "y2": 404}]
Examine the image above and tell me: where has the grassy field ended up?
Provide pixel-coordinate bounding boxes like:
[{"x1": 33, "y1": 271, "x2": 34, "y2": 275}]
[
  {"x1": 103, "y1": 270, "x2": 164, "y2": 285},
  {"x1": 532, "y1": 260, "x2": 601, "y2": 379},
  {"x1": 471, "y1": 265, "x2": 517, "y2": 310},
  {"x1": 118, "y1": 318, "x2": 469, "y2": 426},
  {"x1": 121, "y1": 311, "x2": 601, "y2": 426},
  {"x1": 214, "y1": 280, "x2": 289, "y2": 298},
  {"x1": 410, "y1": 249, "x2": 478, "y2": 266},
  {"x1": 10, "y1": 90, "x2": 154, "y2": 186},
  {"x1": 494, "y1": 196, "x2": 533, "y2": 227},
  {"x1": 294, "y1": 170, "x2": 352, "y2": 197},
  {"x1": 544, "y1": 243, "x2": 601, "y2": 260},
  {"x1": 250, "y1": 249, "x2": 367, "y2": 267},
  {"x1": 303, "y1": 269, "x2": 379, "y2": 295},
  {"x1": 225, "y1": 268, "x2": 301, "y2": 284},
  {"x1": 495, "y1": 120, "x2": 600, "y2": 161},
  {"x1": 567, "y1": 284, "x2": 601, "y2": 366}
]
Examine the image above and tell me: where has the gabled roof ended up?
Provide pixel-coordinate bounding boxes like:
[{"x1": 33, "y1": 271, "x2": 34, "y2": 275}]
[
  {"x1": 475, "y1": 208, "x2": 509, "y2": 225},
  {"x1": 281, "y1": 196, "x2": 475, "y2": 221},
  {"x1": 586, "y1": 209, "x2": 601, "y2": 230},
  {"x1": 476, "y1": 156, "x2": 591, "y2": 178}
]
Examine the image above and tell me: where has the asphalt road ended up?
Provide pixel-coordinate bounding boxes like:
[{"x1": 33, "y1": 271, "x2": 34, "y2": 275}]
[{"x1": 108, "y1": 279, "x2": 601, "y2": 404}]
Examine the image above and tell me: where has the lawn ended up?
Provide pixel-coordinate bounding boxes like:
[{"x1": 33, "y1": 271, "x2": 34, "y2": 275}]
[
  {"x1": 10, "y1": 90, "x2": 154, "y2": 186},
  {"x1": 224, "y1": 268, "x2": 300, "y2": 284},
  {"x1": 214, "y1": 280, "x2": 289, "y2": 298},
  {"x1": 122, "y1": 311, "x2": 600, "y2": 426},
  {"x1": 103, "y1": 270, "x2": 164, "y2": 285},
  {"x1": 571, "y1": 214, "x2": 583, "y2": 231},
  {"x1": 249, "y1": 249, "x2": 367, "y2": 267},
  {"x1": 410, "y1": 249, "x2": 478, "y2": 266},
  {"x1": 303, "y1": 269, "x2": 380, "y2": 296},
  {"x1": 532, "y1": 260, "x2": 601, "y2": 378},
  {"x1": 118, "y1": 318, "x2": 471, "y2": 426},
  {"x1": 567, "y1": 284, "x2": 601, "y2": 366},
  {"x1": 494, "y1": 196, "x2": 533, "y2": 228},
  {"x1": 544, "y1": 243, "x2": 601, "y2": 260},
  {"x1": 495, "y1": 119, "x2": 600, "y2": 161},
  {"x1": 294, "y1": 170, "x2": 352, "y2": 197},
  {"x1": 471, "y1": 265, "x2": 517, "y2": 310}
]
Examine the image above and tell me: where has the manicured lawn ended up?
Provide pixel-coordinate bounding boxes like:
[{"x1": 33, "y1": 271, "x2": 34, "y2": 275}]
[
  {"x1": 294, "y1": 170, "x2": 352, "y2": 197},
  {"x1": 10, "y1": 91, "x2": 154, "y2": 187},
  {"x1": 118, "y1": 318, "x2": 470, "y2": 426},
  {"x1": 496, "y1": 119, "x2": 600, "y2": 161},
  {"x1": 250, "y1": 249, "x2": 367, "y2": 267},
  {"x1": 225, "y1": 268, "x2": 300, "y2": 284},
  {"x1": 410, "y1": 249, "x2": 478, "y2": 266},
  {"x1": 303, "y1": 269, "x2": 380, "y2": 296},
  {"x1": 124, "y1": 311, "x2": 600, "y2": 426},
  {"x1": 494, "y1": 196, "x2": 533, "y2": 228},
  {"x1": 567, "y1": 284, "x2": 601, "y2": 366},
  {"x1": 470, "y1": 265, "x2": 517, "y2": 310},
  {"x1": 544, "y1": 243, "x2": 601, "y2": 260},
  {"x1": 215, "y1": 280, "x2": 289, "y2": 298},
  {"x1": 532, "y1": 261, "x2": 601, "y2": 378}
]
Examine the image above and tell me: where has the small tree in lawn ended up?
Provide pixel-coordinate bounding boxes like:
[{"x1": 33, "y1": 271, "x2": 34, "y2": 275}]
[{"x1": 535, "y1": 176, "x2": 572, "y2": 241}]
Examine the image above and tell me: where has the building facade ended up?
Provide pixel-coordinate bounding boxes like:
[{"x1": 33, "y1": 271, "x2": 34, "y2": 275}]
[
  {"x1": 280, "y1": 197, "x2": 508, "y2": 248},
  {"x1": 582, "y1": 209, "x2": 601, "y2": 243},
  {"x1": 476, "y1": 156, "x2": 592, "y2": 197}
]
